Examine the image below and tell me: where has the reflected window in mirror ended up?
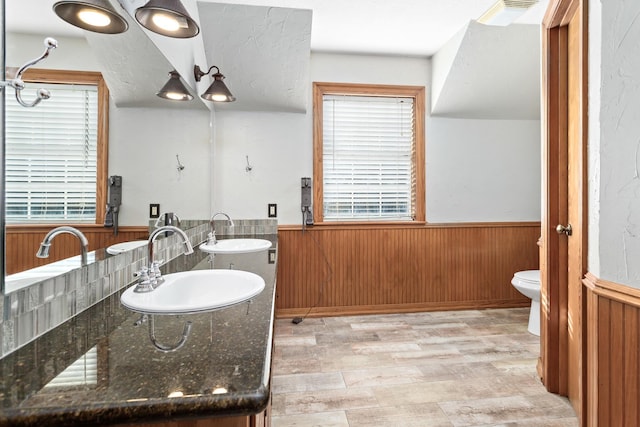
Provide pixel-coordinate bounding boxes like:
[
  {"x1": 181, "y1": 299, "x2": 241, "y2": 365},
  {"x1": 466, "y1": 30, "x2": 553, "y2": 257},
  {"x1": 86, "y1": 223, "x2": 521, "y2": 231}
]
[{"x1": 5, "y1": 69, "x2": 109, "y2": 224}]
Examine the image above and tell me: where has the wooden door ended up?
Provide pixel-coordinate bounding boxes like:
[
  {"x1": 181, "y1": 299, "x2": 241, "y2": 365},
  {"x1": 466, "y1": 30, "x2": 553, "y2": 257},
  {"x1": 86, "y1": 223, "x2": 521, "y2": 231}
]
[
  {"x1": 566, "y1": 2, "x2": 588, "y2": 417},
  {"x1": 541, "y1": 0, "x2": 587, "y2": 421}
]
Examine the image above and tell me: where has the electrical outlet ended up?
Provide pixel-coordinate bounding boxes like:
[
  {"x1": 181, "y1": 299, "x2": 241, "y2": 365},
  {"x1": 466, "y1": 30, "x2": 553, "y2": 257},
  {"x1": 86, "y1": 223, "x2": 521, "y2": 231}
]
[
  {"x1": 268, "y1": 203, "x2": 277, "y2": 218},
  {"x1": 149, "y1": 203, "x2": 160, "y2": 218},
  {"x1": 268, "y1": 249, "x2": 276, "y2": 264}
]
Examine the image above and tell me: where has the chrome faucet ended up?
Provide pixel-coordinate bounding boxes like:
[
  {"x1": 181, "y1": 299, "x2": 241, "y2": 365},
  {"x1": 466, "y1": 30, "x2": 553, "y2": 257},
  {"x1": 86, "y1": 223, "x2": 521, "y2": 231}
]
[
  {"x1": 36, "y1": 226, "x2": 89, "y2": 266},
  {"x1": 209, "y1": 212, "x2": 234, "y2": 244},
  {"x1": 133, "y1": 225, "x2": 194, "y2": 293}
]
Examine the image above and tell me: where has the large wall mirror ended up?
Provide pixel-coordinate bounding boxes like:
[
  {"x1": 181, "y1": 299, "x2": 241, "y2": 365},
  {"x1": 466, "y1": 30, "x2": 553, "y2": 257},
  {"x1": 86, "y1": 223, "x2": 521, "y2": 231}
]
[{"x1": 2, "y1": 0, "x2": 213, "y2": 295}]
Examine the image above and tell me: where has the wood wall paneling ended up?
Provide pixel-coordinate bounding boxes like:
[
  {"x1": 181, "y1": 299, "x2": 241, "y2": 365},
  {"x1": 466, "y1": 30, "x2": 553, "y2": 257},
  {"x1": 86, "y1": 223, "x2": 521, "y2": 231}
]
[
  {"x1": 584, "y1": 273, "x2": 640, "y2": 426},
  {"x1": 276, "y1": 223, "x2": 540, "y2": 317},
  {"x1": 5, "y1": 225, "x2": 149, "y2": 274}
]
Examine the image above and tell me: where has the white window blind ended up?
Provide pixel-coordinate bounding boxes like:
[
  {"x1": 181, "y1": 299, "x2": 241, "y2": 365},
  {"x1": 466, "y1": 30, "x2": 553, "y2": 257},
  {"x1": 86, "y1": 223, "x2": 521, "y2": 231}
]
[
  {"x1": 322, "y1": 94, "x2": 415, "y2": 221},
  {"x1": 5, "y1": 83, "x2": 98, "y2": 223}
]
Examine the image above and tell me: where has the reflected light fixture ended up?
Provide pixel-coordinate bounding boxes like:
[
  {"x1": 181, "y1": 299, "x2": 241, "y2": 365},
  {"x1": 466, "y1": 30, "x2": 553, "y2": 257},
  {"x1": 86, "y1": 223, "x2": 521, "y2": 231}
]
[
  {"x1": 53, "y1": 0, "x2": 129, "y2": 34},
  {"x1": 194, "y1": 65, "x2": 236, "y2": 102},
  {"x1": 157, "y1": 71, "x2": 193, "y2": 101},
  {"x1": 135, "y1": 0, "x2": 200, "y2": 38}
]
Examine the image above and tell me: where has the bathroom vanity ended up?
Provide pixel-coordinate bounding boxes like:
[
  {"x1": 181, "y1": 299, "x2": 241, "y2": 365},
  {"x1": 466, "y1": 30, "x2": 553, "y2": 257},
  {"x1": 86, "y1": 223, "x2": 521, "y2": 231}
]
[{"x1": 0, "y1": 238, "x2": 277, "y2": 427}]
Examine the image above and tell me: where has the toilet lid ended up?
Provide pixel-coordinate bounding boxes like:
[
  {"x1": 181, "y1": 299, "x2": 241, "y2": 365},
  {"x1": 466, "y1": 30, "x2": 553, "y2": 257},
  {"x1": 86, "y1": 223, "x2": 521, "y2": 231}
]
[{"x1": 514, "y1": 270, "x2": 540, "y2": 283}]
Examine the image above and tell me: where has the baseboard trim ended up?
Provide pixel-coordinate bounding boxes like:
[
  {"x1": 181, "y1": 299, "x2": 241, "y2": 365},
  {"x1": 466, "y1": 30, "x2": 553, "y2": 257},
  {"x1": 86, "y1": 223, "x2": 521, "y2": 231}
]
[{"x1": 275, "y1": 299, "x2": 531, "y2": 319}]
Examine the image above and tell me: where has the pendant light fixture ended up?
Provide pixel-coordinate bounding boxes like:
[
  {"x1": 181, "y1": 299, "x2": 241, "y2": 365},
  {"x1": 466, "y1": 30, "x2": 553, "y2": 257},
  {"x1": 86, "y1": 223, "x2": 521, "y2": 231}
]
[
  {"x1": 135, "y1": 0, "x2": 200, "y2": 38},
  {"x1": 157, "y1": 71, "x2": 193, "y2": 101},
  {"x1": 194, "y1": 65, "x2": 236, "y2": 102},
  {"x1": 53, "y1": 0, "x2": 129, "y2": 34}
]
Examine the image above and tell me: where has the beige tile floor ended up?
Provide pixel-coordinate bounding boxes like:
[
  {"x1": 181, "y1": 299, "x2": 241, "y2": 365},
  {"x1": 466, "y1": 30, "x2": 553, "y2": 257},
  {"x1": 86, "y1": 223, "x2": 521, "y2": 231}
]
[{"x1": 271, "y1": 308, "x2": 578, "y2": 427}]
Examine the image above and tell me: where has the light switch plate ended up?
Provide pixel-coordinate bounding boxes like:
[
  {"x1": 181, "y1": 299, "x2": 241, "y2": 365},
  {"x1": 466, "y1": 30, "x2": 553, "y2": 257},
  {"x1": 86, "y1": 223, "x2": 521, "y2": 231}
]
[{"x1": 268, "y1": 203, "x2": 277, "y2": 218}]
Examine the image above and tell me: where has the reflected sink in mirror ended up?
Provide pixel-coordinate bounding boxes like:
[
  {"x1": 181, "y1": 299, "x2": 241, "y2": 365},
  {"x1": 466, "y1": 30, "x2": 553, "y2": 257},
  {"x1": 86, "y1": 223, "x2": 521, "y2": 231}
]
[
  {"x1": 199, "y1": 239, "x2": 272, "y2": 255},
  {"x1": 5, "y1": 252, "x2": 97, "y2": 293},
  {"x1": 120, "y1": 270, "x2": 265, "y2": 315},
  {"x1": 106, "y1": 240, "x2": 148, "y2": 255}
]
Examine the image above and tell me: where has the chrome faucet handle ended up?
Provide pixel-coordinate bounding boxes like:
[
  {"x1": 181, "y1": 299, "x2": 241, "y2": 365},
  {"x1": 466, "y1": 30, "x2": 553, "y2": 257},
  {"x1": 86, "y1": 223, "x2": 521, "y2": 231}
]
[
  {"x1": 207, "y1": 231, "x2": 217, "y2": 245},
  {"x1": 151, "y1": 260, "x2": 164, "y2": 285},
  {"x1": 133, "y1": 267, "x2": 154, "y2": 293},
  {"x1": 148, "y1": 267, "x2": 158, "y2": 288}
]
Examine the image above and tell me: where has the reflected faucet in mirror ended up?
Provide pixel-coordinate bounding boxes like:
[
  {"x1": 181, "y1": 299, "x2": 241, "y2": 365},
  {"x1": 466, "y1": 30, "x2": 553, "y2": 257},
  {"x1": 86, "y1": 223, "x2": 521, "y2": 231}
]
[
  {"x1": 208, "y1": 212, "x2": 234, "y2": 244},
  {"x1": 154, "y1": 212, "x2": 181, "y2": 228},
  {"x1": 36, "y1": 226, "x2": 89, "y2": 267}
]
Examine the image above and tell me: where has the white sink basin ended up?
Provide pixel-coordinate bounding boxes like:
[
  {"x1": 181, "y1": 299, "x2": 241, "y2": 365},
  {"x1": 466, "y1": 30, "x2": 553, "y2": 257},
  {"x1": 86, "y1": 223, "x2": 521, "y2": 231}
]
[
  {"x1": 107, "y1": 240, "x2": 148, "y2": 255},
  {"x1": 120, "y1": 269, "x2": 265, "y2": 314},
  {"x1": 199, "y1": 238, "x2": 272, "y2": 254}
]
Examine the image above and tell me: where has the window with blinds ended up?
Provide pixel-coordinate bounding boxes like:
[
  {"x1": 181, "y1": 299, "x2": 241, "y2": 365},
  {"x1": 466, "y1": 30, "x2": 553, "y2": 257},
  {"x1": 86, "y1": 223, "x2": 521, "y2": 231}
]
[
  {"x1": 5, "y1": 82, "x2": 98, "y2": 223},
  {"x1": 321, "y1": 93, "x2": 415, "y2": 221}
]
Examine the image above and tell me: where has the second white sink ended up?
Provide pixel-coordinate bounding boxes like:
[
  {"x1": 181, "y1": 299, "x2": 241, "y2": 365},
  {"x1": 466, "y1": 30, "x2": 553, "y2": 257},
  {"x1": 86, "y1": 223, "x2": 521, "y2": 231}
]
[
  {"x1": 120, "y1": 269, "x2": 265, "y2": 314},
  {"x1": 199, "y1": 238, "x2": 272, "y2": 254},
  {"x1": 107, "y1": 240, "x2": 147, "y2": 255}
]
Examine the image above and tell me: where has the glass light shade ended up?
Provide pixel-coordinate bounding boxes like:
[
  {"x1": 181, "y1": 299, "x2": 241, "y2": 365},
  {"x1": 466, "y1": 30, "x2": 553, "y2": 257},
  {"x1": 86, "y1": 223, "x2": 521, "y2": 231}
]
[
  {"x1": 53, "y1": 0, "x2": 129, "y2": 34},
  {"x1": 157, "y1": 71, "x2": 193, "y2": 101},
  {"x1": 135, "y1": 0, "x2": 200, "y2": 38},
  {"x1": 201, "y1": 73, "x2": 236, "y2": 102}
]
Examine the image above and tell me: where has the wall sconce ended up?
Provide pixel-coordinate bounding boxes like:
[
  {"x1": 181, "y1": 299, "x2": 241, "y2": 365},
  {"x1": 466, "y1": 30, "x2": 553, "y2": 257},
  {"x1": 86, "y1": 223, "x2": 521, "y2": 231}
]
[
  {"x1": 53, "y1": 0, "x2": 129, "y2": 34},
  {"x1": 135, "y1": 0, "x2": 200, "y2": 38},
  {"x1": 194, "y1": 65, "x2": 236, "y2": 102},
  {"x1": 157, "y1": 71, "x2": 193, "y2": 101}
]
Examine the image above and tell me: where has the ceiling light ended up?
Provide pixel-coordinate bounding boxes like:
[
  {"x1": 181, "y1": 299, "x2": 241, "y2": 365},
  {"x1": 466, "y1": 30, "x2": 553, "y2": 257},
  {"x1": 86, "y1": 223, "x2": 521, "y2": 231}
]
[
  {"x1": 194, "y1": 65, "x2": 236, "y2": 102},
  {"x1": 477, "y1": 0, "x2": 539, "y2": 26},
  {"x1": 135, "y1": 0, "x2": 200, "y2": 38},
  {"x1": 157, "y1": 71, "x2": 193, "y2": 101},
  {"x1": 53, "y1": 0, "x2": 129, "y2": 34}
]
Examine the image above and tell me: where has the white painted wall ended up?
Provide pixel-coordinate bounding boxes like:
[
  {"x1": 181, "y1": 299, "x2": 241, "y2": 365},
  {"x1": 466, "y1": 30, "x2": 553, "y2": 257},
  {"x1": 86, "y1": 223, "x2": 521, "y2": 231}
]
[
  {"x1": 588, "y1": 0, "x2": 602, "y2": 278},
  {"x1": 592, "y1": 0, "x2": 640, "y2": 287},
  {"x1": 8, "y1": 34, "x2": 542, "y2": 229},
  {"x1": 214, "y1": 52, "x2": 542, "y2": 225},
  {"x1": 427, "y1": 118, "x2": 541, "y2": 222},
  {"x1": 7, "y1": 32, "x2": 212, "y2": 226},
  {"x1": 6, "y1": 33, "x2": 100, "y2": 71},
  {"x1": 109, "y1": 107, "x2": 211, "y2": 225}
]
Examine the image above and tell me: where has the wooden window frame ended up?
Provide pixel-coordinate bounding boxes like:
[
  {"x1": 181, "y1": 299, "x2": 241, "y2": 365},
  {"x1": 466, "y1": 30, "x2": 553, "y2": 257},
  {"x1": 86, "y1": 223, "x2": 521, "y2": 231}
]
[
  {"x1": 312, "y1": 81, "x2": 425, "y2": 225},
  {"x1": 9, "y1": 68, "x2": 109, "y2": 225}
]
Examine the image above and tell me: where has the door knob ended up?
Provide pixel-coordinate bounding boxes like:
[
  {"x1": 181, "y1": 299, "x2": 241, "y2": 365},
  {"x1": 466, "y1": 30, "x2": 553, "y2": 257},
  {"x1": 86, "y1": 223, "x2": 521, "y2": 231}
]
[{"x1": 556, "y1": 223, "x2": 572, "y2": 236}]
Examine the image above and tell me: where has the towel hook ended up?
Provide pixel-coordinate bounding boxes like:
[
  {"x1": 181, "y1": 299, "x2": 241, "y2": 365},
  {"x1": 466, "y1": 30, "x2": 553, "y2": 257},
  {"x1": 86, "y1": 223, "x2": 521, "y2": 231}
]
[
  {"x1": 0, "y1": 37, "x2": 58, "y2": 108},
  {"x1": 176, "y1": 154, "x2": 185, "y2": 171}
]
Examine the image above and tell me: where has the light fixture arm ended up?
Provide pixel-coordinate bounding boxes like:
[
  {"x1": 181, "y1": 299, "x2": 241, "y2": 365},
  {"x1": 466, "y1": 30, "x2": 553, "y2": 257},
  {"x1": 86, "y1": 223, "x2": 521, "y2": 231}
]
[
  {"x1": 194, "y1": 65, "x2": 221, "y2": 82},
  {"x1": 0, "y1": 37, "x2": 58, "y2": 108}
]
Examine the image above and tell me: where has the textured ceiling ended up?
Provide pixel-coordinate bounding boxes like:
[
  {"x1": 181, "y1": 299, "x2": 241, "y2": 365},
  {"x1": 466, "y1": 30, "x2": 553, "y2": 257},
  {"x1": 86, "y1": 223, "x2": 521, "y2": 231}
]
[{"x1": 7, "y1": 0, "x2": 549, "y2": 57}]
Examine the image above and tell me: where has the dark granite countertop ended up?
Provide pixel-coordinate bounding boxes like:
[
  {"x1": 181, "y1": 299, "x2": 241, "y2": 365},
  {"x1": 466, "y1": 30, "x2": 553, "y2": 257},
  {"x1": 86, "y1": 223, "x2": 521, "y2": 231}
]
[{"x1": 0, "y1": 237, "x2": 277, "y2": 427}]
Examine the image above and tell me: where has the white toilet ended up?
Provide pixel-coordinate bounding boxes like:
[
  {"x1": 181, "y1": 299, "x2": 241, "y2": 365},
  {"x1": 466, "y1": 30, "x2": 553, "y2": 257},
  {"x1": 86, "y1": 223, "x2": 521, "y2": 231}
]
[{"x1": 511, "y1": 270, "x2": 541, "y2": 336}]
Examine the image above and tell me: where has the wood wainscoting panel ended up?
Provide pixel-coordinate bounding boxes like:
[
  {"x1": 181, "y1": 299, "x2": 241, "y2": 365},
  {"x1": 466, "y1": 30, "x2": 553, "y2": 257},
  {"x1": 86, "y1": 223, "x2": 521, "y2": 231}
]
[
  {"x1": 584, "y1": 273, "x2": 640, "y2": 426},
  {"x1": 276, "y1": 223, "x2": 540, "y2": 317},
  {"x1": 6, "y1": 225, "x2": 149, "y2": 275}
]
